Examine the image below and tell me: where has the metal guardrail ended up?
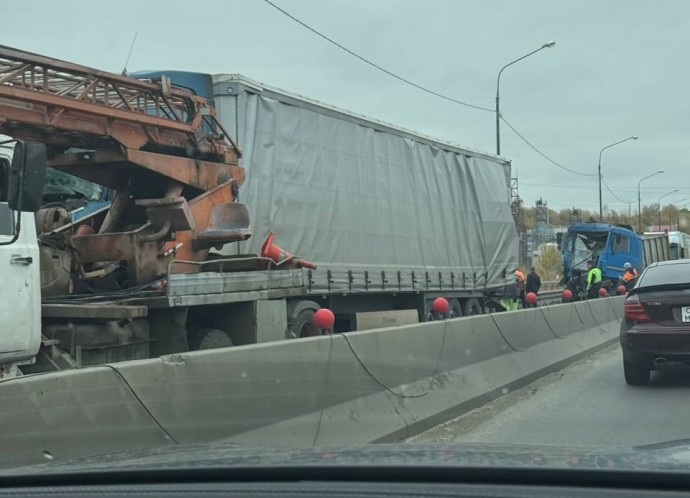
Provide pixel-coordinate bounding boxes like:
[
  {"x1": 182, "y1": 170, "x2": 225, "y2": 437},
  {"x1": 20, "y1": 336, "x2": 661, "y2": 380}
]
[
  {"x1": 542, "y1": 280, "x2": 562, "y2": 291},
  {"x1": 537, "y1": 289, "x2": 565, "y2": 305}
]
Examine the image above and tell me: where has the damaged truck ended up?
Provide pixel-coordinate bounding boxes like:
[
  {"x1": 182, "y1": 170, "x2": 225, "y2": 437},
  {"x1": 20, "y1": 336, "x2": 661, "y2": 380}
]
[{"x1": 559, "y1": 221, "x2": 669, "y2": 300}]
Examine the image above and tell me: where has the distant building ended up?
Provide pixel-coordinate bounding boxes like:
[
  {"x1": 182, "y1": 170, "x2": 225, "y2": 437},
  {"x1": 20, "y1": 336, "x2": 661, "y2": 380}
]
[
  {"x1": 524, "y1": 198, "x2": 567, "y2": 262},
  {"x1": 648, "y1": 224, "x2": 678, "y2": 232}
]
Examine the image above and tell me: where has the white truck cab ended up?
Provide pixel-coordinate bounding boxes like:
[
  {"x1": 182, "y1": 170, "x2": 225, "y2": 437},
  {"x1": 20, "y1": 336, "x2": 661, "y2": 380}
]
[{"x1": 0, "y1": 136, "x2": 44, "y2": 377}]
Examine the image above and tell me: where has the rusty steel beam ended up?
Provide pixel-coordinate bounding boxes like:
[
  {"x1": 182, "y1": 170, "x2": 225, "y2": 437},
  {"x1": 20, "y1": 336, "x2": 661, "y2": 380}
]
[
  {"x1": 0, "y1": 44, "x2": 173, "y2": 93},
  {"x1": 71, "y1": 229, "x2": 169, "y2": 286},
  {"x1": 166, "y1": 182, "x2": 236, "y2": 267},
  {"x1": 71, "y1": 184, "x2": 243, "y2": 281},
  {"x1": 0, "y1": 84, "x2": 195, "y2": 133},
  {"x1": 72, "y1": 231, "x2": 139, "y2": 262},
  {"x1": 0, "y1": 44, "x2": 241, "y2": 159},
  {"x1": 0, "y1": 102, "x2": 188, "y2": 151},
  {"x1": 125, "y1": 149, "x2": 243, "y2": 191},
  {"x1": 48, "y1": 149, "x2": 243, "y2": 192},
  {"x1": 0, "y1": 44, "x2": 196, "y2": 118}
]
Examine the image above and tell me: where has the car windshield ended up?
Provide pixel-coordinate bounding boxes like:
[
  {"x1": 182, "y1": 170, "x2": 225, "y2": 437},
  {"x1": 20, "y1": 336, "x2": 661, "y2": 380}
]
[{"x1": 4, "y1": 0, "x2": 690, "y2": 482}]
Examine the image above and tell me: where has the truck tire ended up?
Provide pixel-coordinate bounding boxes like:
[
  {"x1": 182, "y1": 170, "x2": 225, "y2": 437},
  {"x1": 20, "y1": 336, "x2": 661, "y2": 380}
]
[
  {"x1": 187, "y1": 328, "x2": 234, "y2": 351},
  {"x1": 463, "y1": 298, "x2": 482, "y2": 316},
  {"x1": 286, "y1": 300, "x2": 322, "y2": 339},
  {"x1": 448, "y1": 299, "x2": 462, "y2": 319},
  {"x1": 623, "y1": 361, "x2": 650, "y2": 386}
]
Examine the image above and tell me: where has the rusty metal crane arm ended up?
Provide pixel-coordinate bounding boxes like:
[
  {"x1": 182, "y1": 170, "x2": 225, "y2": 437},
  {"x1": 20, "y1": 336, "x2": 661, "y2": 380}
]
[{"x1": 0, "y1": 44, "x2": 241, "y2": 161}]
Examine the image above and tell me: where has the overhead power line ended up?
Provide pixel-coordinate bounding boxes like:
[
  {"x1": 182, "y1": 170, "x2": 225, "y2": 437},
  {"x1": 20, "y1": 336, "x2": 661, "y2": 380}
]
[
  {"x1": 263, "y1": 0, "x2": 631, "y2": 183},
  {"x1": 500, "y1": 115, "x2": 598, "y2": 177},
  {"x1": 261, "y1": 0, "x2": 493, "y2": 112},
  {"x1": 522, "y1": 182, "x2": 686, "y2": 192},
  {"x1": 601, "y1": 177, "x2": 629, "y2": 204}
]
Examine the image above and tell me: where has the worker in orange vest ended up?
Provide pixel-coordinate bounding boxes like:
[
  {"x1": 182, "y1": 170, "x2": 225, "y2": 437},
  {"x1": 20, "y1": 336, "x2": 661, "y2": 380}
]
[
  {"x1": 619, "y1": 262, "x2": 638, "y2": 294},
  {"x1": 514, "y1": 269, "x2": 526, "y2": 308}
]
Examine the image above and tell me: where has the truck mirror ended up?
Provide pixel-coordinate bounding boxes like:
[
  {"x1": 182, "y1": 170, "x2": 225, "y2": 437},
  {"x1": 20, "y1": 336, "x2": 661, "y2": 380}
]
[
  {"x1": 556, "y1": 233, "x2": 563, "y2": 250},
  {"x1": 8, "y1": 140, "x2": 47, "y2": 212}
]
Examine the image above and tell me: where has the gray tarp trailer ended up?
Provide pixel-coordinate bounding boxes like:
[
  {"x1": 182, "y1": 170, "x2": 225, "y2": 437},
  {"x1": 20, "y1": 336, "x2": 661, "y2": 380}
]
[{"x1": 212, "y1": 74, "x2": 519, "y2": 332}]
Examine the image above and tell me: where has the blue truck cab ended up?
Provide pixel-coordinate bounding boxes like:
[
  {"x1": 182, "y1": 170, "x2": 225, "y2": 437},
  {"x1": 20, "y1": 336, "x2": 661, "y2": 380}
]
[{"x1": 560, "y1": 222, "x2": 643, "y2": 298}]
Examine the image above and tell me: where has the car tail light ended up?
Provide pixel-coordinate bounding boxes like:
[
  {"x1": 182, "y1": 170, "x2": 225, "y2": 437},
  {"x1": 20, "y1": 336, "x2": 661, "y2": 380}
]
[{"x1": 624, "y1": 294, "x2": 652, "y2": 322}]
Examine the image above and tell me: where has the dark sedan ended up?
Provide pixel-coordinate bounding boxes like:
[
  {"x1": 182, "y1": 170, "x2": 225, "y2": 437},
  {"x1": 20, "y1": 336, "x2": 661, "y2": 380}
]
[{"x1": 620, "y1": 259, "x2": 690, "y2": 385}]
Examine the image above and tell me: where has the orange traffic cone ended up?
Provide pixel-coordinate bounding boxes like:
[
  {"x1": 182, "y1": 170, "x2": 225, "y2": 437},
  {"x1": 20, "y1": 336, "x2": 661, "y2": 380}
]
[{"x1": 261, "y1": 232, "x2": 317, "y2": 270}]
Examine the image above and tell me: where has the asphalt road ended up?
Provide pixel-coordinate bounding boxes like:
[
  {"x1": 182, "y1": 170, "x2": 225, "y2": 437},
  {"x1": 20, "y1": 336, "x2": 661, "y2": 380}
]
[{"x1": 409, "y1": 343, "x2": 690, "y2": 447}]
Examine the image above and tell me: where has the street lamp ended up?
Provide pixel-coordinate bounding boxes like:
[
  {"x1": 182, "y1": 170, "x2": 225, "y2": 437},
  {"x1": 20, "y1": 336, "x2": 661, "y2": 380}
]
[
  {"x1": 638, "y1": 170, "x2": 663, "y2": 233},
  {"x1": 598, "y1": 136, "x2": 639, "y2": 220},
  {"x1": 495, "y1": 41, "x2": 556, "y2": 155},
  {"x1": 657, "y1": 189, "x2": 679, "y2": 227}
]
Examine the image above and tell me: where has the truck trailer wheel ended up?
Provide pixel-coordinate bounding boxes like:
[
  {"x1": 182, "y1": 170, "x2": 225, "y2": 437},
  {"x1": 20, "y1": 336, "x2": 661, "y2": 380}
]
[
  {"x1": 463, "y1": 298, "x2": 482, "y2": 316},
  {"x1": 188, "y1": 328, "x2": 234, "y2": 351},
  {"x1": 448, "y1": 299, "x2": 462, "y2": 318},
  {"x1": 287, "y1": 300, "x2": 322, "y2": 339}
]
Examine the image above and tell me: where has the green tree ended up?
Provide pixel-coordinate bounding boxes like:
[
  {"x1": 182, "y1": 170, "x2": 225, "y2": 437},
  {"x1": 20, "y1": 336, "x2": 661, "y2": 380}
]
[
  {"x1": 555, "y1": 209, "x2": 572, "y2": 226},
  {"x1": 535, "y1": 245, "x2": 563, "y2": 281},
  {"x1": 522, "y1": 207, "x2": 536, "y2": 230}
]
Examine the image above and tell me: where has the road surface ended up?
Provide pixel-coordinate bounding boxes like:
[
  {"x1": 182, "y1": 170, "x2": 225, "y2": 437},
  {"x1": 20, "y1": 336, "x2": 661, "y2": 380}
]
[{"x1": 409, "y1": 343, "x2": 690, "y2": 447}]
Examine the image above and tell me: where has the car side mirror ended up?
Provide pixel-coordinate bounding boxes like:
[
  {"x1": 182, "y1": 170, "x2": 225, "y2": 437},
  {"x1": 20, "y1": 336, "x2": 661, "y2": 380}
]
[{"x1": 8, "y1": 140, "x2": 47, "y2": 212}]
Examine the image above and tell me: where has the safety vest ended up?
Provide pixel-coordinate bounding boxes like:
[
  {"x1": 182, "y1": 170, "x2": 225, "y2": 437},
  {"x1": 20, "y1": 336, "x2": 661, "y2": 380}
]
[{"x1": 587, "y1": 267, "x2": 602, "y2": 288}]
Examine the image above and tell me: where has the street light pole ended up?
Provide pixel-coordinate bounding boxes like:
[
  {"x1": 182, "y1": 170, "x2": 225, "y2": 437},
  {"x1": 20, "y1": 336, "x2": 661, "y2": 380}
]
[
  {"x1": 637, "y1": 170, "x2": 664, "y2": 233},
  {"x1": 657, "y1": 189, "x2": 679, "y2": 227},
  {"x1": 495, "y1": 41, "x2": 555, "y2": 156},
  {"x1": 598, "y1": 136, "x2": 639, "y2": 221}
]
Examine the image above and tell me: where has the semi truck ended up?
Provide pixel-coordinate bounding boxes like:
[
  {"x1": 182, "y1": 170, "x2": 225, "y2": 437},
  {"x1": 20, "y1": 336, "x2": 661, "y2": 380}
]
[
  {"x1": 559, "y1": 221, "x2": 669, "y2": 299},
  {"x1": 146, "y1": 71, "x2": 520, "y2": 332},
  {"x1": 0, "y1": 45, "x2": 518, "y2": 376}
]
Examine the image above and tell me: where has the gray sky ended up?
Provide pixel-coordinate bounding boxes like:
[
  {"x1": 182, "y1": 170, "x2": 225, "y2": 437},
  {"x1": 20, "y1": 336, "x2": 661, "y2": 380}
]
[{"x1": 3, "y1": 0, "x2": 689, "y2": 213}]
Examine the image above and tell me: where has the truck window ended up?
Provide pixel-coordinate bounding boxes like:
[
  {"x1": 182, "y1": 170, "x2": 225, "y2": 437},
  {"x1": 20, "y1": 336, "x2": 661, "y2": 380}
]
[
  {"x1": 0, "y1": 158, "x2": 8, "y2": 203},
  {"x1": 44, "y1": 167, "x2": 105, "y2": 202},
  {"x1": 0, "y1": 203, "x2": 13, "y2": 235},
  {"x1": 612, "y1": 233, "x2": 630, "y2": 253},
  {"x1": 0, "y1": 158, "x2": 13, "y2": 235}
]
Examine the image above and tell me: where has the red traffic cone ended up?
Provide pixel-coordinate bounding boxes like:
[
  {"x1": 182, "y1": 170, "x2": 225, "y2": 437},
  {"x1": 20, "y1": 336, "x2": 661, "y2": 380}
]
[{"x1": 261, "y1": 232, "x2": 317, "y2": 270}]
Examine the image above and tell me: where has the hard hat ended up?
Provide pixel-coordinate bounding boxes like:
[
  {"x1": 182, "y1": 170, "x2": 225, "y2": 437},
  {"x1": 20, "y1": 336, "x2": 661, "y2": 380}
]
[{"x1": 623, "y1": 262, "x2": 632, "y2": 270}]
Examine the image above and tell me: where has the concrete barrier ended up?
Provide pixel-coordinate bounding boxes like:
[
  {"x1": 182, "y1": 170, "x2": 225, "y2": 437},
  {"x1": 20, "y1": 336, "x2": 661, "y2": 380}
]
[{"x1": 0, "y1": 297, "x2": 624, "y2": 467}]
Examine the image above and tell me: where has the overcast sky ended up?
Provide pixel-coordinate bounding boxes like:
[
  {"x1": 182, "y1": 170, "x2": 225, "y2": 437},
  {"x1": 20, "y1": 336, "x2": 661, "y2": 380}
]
[{"x1": 3, "y1": 0, "x2": 689, "y2": 212}]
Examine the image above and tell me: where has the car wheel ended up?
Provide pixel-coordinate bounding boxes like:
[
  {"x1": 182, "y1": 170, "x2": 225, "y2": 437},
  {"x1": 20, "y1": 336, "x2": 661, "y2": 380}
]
[{"x1": 623, "y1": 361, "x2": 650, "y2": 385}]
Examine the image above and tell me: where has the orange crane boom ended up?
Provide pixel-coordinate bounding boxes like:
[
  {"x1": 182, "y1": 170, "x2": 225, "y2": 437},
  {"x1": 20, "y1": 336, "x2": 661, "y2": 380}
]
[{"x1": 0, "y1": 45, "x2": 251, "y2": 286}]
